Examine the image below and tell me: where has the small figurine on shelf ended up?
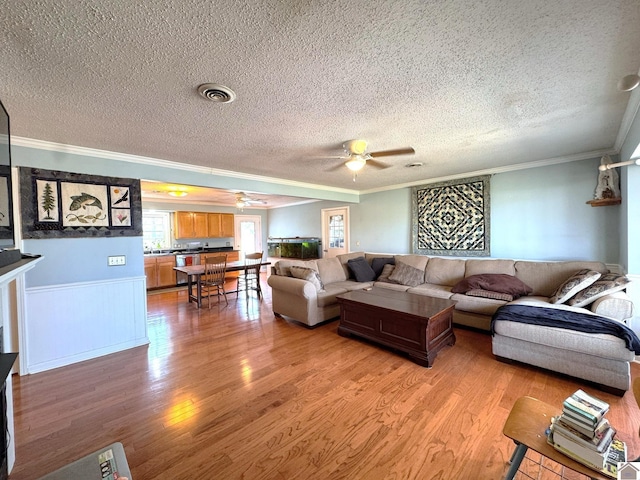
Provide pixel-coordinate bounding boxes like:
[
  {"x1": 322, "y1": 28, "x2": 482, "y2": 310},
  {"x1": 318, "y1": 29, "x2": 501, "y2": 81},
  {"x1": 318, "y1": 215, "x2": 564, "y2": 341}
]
[{"x1": 594, "y1": 155, "x2": 621, "y2": 200}]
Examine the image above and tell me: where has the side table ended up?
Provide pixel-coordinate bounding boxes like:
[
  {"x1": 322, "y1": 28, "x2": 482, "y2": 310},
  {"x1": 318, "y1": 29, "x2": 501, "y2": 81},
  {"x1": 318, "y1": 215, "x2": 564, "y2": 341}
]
[{"x1": 503, "y1": 396, "x2": 610, "y2": 480}]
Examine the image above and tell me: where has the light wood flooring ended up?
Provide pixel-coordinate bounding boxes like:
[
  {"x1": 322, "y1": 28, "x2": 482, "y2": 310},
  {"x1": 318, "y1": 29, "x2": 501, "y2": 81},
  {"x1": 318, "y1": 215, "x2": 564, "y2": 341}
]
[{"x1": 10, "y1": 279, "x2": 640, "y2": 479}]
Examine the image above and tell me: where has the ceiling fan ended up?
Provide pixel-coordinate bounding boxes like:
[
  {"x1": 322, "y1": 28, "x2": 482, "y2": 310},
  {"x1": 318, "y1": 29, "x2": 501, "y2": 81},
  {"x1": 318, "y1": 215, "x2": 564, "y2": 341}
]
[
  {"x1": 235, "y1": 192, "x2": 267, "y2": 209},
  {"x1": 326, "y1": 140, "x2": 415, "y2": 180}
]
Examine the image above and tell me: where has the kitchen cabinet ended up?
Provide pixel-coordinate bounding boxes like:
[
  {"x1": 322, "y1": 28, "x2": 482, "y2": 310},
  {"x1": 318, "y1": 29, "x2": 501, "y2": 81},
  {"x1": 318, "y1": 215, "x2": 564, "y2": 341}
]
[
  {"x1": 175, "y1": 211, "x2": 208, "y2": 239},
  {"x1": 208, "y1": 213, "x2": 234, "y2": 238},
  {"x1": 145, "y1": 255, "x2": 176, "y2": 289}
]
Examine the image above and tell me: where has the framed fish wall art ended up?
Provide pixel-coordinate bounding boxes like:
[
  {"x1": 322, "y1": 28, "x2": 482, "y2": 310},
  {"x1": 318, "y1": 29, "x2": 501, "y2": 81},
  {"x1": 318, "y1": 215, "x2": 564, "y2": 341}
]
[{"x1": 20, "y1": 167, "x2": 142, "y2": 238}]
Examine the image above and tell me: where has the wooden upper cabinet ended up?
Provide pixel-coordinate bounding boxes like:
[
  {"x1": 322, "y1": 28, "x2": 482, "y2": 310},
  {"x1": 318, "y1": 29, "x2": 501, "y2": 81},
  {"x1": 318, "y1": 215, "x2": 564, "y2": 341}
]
[
  {"x1": 193, "y1": 212, "x2": 208, "y2": 237},
  {"x1": 175, "y1": 211, "x2": 209, "y2": 239},
  {"x1": 208, "y1": 213, "x2": 234, "y2": 238},
  {"x1": 220, "y1": 213, "x2": 235, "y2": 237}
]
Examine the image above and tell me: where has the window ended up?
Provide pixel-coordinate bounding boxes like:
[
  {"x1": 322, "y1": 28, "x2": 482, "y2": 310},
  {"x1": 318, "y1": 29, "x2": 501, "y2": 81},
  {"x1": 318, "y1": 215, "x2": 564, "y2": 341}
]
[
  {"x1": 143, "y1": 211, "x2": 171, "y2": 250},
  {"x1": 329, "y1": 214, "x2": 344, "y2": 249}
]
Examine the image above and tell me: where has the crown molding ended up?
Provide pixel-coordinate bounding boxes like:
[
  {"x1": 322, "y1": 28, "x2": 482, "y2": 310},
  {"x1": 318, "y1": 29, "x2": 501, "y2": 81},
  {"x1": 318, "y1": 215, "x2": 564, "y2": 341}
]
[
  {"x1": 11, "y1": 136, "x2": 359, "y2": 196},
  {"x1": 11, "y1": 136, "x2": 620, "y2": 198},
  {"x1": 614, "y1": 83, "x2": 640, "y2": 153},
  {"x1": 360, "y1": 148, "x2": 618, "y2": 195}
]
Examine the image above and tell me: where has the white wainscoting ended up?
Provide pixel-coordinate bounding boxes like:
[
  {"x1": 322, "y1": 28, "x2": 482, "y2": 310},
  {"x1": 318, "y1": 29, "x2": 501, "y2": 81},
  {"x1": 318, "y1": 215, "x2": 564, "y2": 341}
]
[{"x1": 23, "y1": 276, "x2": 149, "y2": 374}]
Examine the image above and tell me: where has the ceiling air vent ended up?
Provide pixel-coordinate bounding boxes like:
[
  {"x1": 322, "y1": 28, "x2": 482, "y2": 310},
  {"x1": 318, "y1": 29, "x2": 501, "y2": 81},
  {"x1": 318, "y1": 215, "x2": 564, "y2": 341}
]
[{"x1": 197, "y1": 83, "x2": 236, "y2": 103}]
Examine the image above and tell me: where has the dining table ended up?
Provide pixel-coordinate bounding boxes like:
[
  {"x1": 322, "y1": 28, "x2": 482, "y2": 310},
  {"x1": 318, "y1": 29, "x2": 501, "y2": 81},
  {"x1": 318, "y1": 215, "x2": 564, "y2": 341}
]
[{"x1": 174, "y1": 260, "x2": 271, "y2": 308}]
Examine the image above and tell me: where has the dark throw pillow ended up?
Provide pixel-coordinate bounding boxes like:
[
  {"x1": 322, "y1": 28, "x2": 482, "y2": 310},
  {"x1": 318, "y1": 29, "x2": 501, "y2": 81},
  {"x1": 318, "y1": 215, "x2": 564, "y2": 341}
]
[
  {"x1": 347, "y1": 257, "x2": 376, "y2": 282},
  {"x1": 371, "y1": 257, "x2": 395, "y2": 278},
  {"x1": 451, "y1": 274, "x2": 533, "y2": 298}
]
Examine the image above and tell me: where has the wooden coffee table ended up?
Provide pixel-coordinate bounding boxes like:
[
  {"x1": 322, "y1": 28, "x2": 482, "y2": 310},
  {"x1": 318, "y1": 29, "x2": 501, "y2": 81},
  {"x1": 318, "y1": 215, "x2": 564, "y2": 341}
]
[{"x1": 336, "y1": 287, "x2": 456, "y2": 367}]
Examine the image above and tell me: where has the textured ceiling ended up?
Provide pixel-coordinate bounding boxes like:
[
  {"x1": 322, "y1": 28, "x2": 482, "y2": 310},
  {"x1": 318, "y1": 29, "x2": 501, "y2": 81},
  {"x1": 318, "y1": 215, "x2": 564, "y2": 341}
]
[{"x1": 1, "y1": 0, "x2": 640, "y2": 197}]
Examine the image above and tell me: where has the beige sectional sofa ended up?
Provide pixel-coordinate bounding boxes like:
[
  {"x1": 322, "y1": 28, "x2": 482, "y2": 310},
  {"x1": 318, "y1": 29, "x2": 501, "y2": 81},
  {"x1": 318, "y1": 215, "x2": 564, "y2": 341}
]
[{"x1": 267, "y1": 252, "x2": 636, "y2": 394}]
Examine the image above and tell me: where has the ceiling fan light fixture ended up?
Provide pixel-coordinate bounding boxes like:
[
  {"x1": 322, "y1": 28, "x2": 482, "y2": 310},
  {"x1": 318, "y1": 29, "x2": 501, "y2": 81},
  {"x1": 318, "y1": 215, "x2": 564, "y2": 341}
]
[
  {"x1": 348, "y1": 140, "x2": 368, "y2": 155},
  {"x1": 168, "y1": 190, "x2": 188, "y2": 197},
  {"x1": 345, "y1": 155, "x2": 366, "y2": 171}
]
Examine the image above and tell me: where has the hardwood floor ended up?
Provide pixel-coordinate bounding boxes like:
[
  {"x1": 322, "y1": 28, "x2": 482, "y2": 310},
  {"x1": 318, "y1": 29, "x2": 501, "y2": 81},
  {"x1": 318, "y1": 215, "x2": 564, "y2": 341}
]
[{"x1": 10, "y1": 279, "x2": 640, "y2": 479}]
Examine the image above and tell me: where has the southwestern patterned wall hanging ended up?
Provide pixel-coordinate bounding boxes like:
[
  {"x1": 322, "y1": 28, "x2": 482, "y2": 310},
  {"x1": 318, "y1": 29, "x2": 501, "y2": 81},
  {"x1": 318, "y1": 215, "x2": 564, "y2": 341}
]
[
  {"x1": 20, "y1": 167, "x2": 142, "y2": 238},
  {"x1": 411, "y1": 175, "x2": 490, "y2": 257}
]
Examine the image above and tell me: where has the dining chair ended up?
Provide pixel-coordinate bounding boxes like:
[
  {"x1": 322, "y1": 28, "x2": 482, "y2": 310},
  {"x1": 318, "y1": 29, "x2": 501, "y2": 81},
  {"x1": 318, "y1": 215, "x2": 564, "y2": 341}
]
[
  {"x1": 237, "y1": 252, "x2": 263, "y2": 299},
  {"x1": 202, "y1": 255, "x2": 228, "y2": 307}
]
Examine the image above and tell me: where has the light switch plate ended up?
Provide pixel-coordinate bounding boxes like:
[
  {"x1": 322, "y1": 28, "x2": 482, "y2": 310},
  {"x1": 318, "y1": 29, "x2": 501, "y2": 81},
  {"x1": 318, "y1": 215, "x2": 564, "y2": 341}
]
[{"x1": 108, "y1": 255, "x2": 126, "y2": 266}]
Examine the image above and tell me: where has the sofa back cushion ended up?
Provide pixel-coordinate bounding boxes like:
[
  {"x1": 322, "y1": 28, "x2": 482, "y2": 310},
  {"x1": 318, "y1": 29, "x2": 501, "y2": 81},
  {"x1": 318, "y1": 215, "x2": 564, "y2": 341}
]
[
  {"x1": 514, "y1": 260, "x2": 608, "y2": 297},
  {"x1": 394, "y1": 254, "x2": 429, "y2": 272},
  {"x1": 465, "y1": 259, "x2": 515, "y2": 277},
  {"x1": 424, "y1": 257, "x2": 466, "y2": 286},
  {"x1": 317, "y1": 257, "x2": 347, "y2": 284}
]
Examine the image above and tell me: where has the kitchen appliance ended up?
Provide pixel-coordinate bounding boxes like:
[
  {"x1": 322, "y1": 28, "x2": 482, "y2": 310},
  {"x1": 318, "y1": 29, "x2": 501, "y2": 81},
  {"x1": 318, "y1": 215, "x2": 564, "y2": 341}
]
[{"x1": 175, "y1": 253, "x2": 200, "y2": 285}]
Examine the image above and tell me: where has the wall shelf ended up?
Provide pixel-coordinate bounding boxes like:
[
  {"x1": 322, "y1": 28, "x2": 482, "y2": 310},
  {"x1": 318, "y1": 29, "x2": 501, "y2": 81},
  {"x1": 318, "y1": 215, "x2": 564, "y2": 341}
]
[{"x1": 586, "y1": 198, "x2": 621, "y2": 207}]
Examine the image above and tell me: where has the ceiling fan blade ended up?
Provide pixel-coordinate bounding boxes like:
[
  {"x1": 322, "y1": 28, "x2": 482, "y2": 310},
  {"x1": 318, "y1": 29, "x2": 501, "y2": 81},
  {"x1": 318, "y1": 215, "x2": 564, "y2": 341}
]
[
  {"x1": 369, "y1": 147, "x2": 415, "y2": 158},
  {"x1": 367, "y1": 159, "x2": 391, "y2": 169},
  {"x1": 326, "y1": 163, "x2": 346, "y2": 172}
]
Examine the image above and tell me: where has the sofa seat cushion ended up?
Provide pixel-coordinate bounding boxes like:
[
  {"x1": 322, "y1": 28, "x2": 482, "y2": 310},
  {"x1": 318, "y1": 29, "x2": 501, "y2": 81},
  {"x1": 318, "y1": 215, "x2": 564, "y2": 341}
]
[
  {"x1": 451, "y1": 293, "x2": 507, "y2": 316},
  {"x1": 493, "y1": 319, "x2": 635, "y2": 361},
  {"x1": 333, "y1": 280, "x2": 374, "y2": 291},
  {"x1": 316, "y1": 284, "x2": 349, "y2": 307},
  {"x1": 374, "y1": 281, "x2": 411, "y2": 292},
  {"x1": 406, "y1": 283, "x2": 453, "y2": 299}
]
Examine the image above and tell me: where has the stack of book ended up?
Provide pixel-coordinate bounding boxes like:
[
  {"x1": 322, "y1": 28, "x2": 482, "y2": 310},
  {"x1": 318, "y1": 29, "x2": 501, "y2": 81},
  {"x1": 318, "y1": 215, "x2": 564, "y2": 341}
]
[{"x1": 548, "y1": 389, "x2": 626, "y2": 478}]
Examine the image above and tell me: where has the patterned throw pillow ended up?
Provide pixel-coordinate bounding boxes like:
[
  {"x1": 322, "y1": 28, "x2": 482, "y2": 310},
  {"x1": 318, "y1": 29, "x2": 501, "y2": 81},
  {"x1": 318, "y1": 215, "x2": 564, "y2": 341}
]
[
  {"x1": 566, "y1": 273, "x2": 630, "y2": 308},
  {"x1": 289, "y1": 266, "x2": 325, "y2": 292},
  {"x1": 549, "y1": 269, "x2": 601, "y2": 304},
  {"x1": 376, "y1": 264, "x2": 395, "y2": 283},
  {"x1": 388, "y1": 260, "x2": 425, "y2": 287},
  {"x1": 465, "y1": 289, "x2": 514, "y2": 302}
]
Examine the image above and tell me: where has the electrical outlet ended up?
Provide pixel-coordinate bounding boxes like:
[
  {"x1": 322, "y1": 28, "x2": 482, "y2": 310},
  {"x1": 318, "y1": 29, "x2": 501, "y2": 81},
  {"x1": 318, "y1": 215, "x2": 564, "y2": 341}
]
[{"x1": 108, "y1": 255, "x2": 126, "y2": 266}]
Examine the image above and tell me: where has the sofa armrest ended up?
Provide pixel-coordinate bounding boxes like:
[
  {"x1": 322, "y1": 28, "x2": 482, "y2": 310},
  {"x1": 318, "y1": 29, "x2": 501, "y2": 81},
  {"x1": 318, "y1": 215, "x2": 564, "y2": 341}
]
[
  {"x1": 590, "y1": 291, "x2": 634, "y2": 322},
  {"x1": 267, "y1": 274, "x2": 318, "y2": 300}
]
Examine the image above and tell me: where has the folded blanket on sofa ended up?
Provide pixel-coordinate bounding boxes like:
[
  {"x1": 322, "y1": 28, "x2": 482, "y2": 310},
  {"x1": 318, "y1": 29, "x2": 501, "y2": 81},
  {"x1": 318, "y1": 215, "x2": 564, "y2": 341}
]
[{"x1": 491, "y1": 304, "x2": 640, "y2": 354}]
